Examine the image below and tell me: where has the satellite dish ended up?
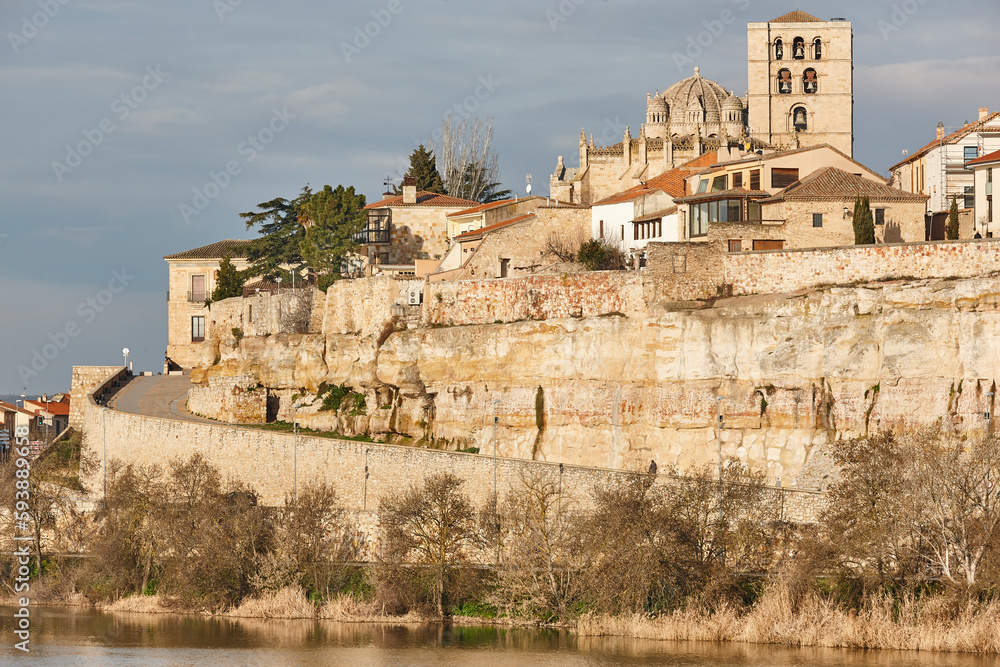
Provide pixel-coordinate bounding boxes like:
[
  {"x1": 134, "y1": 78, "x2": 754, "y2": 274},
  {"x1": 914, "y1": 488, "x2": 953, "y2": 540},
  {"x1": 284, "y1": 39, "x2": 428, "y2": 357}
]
[{"x1": 526, "y1": 184, "x2": 532, "y2": 194}]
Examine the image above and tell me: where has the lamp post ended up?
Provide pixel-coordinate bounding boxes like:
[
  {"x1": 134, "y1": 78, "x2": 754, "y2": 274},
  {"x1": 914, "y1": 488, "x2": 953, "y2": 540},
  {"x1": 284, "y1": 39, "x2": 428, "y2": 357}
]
[
  {"x1": 492, "y1": 398, "x2": 501, "y2": 564},
  {"x1": 716, "y1": 396, "x2": 725, "y2": 511},
  {"x1": 123, "y1": 347, "x2": 130, "y2": 374},
  {"x1": 102, "y1": 406, "x2": 109, "y2": 500},
  {"x1": 292, "y1": 401, "x2": 300, "y2": 509}
]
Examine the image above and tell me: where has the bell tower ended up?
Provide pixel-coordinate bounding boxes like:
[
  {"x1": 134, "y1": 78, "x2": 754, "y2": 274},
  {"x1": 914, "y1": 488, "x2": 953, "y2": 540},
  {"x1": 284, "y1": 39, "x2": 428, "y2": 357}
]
[{"x1": 747, "y1": 11, "x2": 853, "y2": 156}]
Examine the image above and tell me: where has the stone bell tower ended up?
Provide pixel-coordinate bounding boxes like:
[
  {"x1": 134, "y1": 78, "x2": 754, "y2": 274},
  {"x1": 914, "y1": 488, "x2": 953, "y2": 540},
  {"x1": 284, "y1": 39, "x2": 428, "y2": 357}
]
[{"x1": 747, "y1": 10, "x2": 854, "y2": 156}]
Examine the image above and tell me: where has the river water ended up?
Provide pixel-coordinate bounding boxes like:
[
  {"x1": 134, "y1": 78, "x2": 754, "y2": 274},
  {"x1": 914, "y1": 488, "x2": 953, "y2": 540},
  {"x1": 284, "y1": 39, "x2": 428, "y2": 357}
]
[{"x1": 2, "y1": 606, "x2": 999, "y2": 666}]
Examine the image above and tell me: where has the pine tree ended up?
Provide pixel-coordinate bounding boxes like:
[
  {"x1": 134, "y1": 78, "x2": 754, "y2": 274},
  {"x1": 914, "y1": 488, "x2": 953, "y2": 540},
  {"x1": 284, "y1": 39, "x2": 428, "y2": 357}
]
[
  {"x1": 240, "y1": 186, "x2": 312, "y2": 279},
  {"x1": 946, "y1": 196, "x2": 960, "y2": 240},
  {"x1": 298, "y1": 185, "x2": 368, "y2": 279},
  {"x1": 210, "y1": 255, "x2": 245, "y2": 302},
  {"x1": 401, "y1": 144, "x2": 445, "y2": 194},
  {"x1": 853, "y1": 196, "x2": 875, "y2": 245}
]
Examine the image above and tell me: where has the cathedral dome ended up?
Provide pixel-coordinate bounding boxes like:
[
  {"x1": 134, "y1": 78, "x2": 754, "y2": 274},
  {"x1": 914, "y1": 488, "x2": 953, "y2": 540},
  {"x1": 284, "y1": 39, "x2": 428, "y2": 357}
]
[
  {"x1": 662, "y1": 67, "x2": 735, "y2": 124},
  {"x1": 723, "y1": 93, "x2": 744, "y2": 111}
]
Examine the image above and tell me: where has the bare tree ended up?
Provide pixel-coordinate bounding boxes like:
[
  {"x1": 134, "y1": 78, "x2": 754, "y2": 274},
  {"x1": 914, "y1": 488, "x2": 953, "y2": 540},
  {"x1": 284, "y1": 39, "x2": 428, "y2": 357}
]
[
  {"x1": 378, "y1": 472, "x2": 478, "y2": 617},
  {"x1": 436, "y1": 118, "x2": 511, "y2": 203}
]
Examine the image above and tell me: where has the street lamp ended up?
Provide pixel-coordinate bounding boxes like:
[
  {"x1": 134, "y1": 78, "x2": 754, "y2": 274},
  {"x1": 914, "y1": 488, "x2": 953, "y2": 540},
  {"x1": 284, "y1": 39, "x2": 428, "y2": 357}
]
[
  {"x1": 102, "y1": 406, "x2": 109, "y2": 500},
  {"x1": 292, "y1": 400, "x2": 302, "y2": 509},
  {"x1": 716, "y1": 396, "x2": 725, "y2": 509},
  {"x1": 123, "y1": 347, "x2": 130, "y2": 374}
]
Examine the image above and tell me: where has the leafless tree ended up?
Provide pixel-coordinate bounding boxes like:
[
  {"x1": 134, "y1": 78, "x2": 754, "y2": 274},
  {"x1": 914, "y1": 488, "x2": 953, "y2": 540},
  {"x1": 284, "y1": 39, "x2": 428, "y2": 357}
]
[{"x1": 436, "y1": 118, "x2": 510, "y2": 203}]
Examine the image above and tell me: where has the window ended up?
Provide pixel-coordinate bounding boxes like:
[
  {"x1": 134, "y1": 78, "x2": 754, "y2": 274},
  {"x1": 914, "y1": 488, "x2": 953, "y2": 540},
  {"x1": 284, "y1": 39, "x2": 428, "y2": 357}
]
[
  {"x1": 733, "y1": 172, "x2": 743, "y2": 188},
  {"x1": 191, "y1": 275, "x2": 206, "y2": 302},
  {"x1": 792, "y1": 106, "x2": 808, "y2": 131},
  {"x1": 812, "y1": 213, "x2": 823, "y2": 228},
  {"x1": 191, "y1": 316, "x2": 205, "y2": 343},
  {"x1": 749, "y1": 170, "x2": 761, "y2": 190},
  {"x1": 793, "y1": 37, "x2": 806, "y2": 59},
  {"x1": 777, "y1": 69, "x2": 792, "y2": 94},
  {"x1": 599, "y1": 220, "x2": 604, "y2": 238},
  {"x1": 500, "y1": 259, "x2": 510, "y2": 278},
  {"x1": 248, "y1": 304, "x2": 252, "y2": 323},
  {"x1": 875, "y1": 209, "x2": 885, "y2": 226},
  {"x1": 803, "y1": 69, "x2": 818, "y2": 94},
  {"x1": 813, "y1": 38, "x2": 822, "y2": 59},
  {"x1": 771, "y1": 168, "x2": 800, "y2": 189},
  {"x1": 711, "y1": 175, "x2": 727, "y2": 192},
  {"x1": 690, "y1": 205, "x2": 708, "y2": 237},
  {"x1": 728, "y1": 239, "x2": 742, "y2": 252},
  {"x1": 774, "y1": 38, "x2": 783, "y2": 60},
  {"x1": 965, "y1": 146, "x2": 979, "y2": 163},
  {"x1": 633, "y1": 224, "x2": 639, "y2": 241},
  {"x1": 698, "y1": 179, "x2": 709, "y2": 193},
  {"x1": 965, "y1": 186, "x2": 975, "y2": 209},
  {"x1": 727, "y1": 200, "x2": 741, "y2": 222},
  {"x1": 748, "y1": 201, "x2": 762, "y2": 221},
  {"x1": 621, "y1": 225, "x2": 625, "y2": 241}
]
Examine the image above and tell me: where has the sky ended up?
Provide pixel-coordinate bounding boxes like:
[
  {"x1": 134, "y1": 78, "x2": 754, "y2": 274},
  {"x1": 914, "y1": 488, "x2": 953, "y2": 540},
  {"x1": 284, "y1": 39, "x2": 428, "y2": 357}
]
[{"x1": 2, "y1": 0, "x2": 999, "y2": 394}]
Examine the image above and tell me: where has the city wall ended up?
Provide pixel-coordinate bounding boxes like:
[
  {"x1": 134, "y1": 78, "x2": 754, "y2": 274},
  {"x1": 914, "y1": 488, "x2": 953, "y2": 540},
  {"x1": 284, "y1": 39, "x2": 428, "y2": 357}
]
[
  {"x1": 187, "y1": 375, "x2": 267, "y2": 424},
  {"x1": 78, "y1": 367, "x2": 824, "y2": 523},
  {"x1": 69, "y1": 366, "x2": 128, "y2": 430}
]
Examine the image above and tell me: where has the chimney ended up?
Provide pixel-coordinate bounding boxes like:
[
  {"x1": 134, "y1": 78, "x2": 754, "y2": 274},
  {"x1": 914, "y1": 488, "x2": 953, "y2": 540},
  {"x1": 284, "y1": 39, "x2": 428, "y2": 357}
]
[
  {"x1": 980, "y1": 107, "x2": 990, "y2": 121},
  {"x1": 936, "y1": 122, "x2": 946, "y2": 140},
  {"x1": 402, "y1": 176, "x2": 417, "y2": 205}
]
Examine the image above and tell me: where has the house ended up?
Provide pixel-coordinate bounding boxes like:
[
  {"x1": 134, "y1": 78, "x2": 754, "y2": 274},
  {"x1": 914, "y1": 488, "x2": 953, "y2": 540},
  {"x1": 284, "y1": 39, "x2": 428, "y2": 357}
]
[
  {"x1": 23, "y1": 393, "x2": 71, "y2": 437},
  {"x1": 164, "y1": 239, "x2": 254, "y2": 369},
  {"x1": 0, "y1": 400, "x2": 42, "y2": 447},
  {"x1": 673, "y1": 144, "x2": 891, "y2": 247},
  {"x1": 889, "y1": 108, "x2": 1000, "y2": 238},
  {"x1": 359, "y1": 181, "x2": 478, "y2": 273},
  {"x1": 591, "y1": 152, "x2": 718, "y2": 261},
  {"x1": 965, "y1": 148, "x2": 1000, "y2": 237},
  {"x1": 445, "y1": 197, "x2": 546, "y2": 240}
]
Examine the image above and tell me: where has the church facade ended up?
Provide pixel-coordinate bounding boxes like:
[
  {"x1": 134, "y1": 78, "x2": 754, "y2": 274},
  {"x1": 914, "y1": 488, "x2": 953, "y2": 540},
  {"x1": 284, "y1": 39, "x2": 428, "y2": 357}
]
[{"x1": 550, "y1": 11, "x2": 854, "y2": 206}]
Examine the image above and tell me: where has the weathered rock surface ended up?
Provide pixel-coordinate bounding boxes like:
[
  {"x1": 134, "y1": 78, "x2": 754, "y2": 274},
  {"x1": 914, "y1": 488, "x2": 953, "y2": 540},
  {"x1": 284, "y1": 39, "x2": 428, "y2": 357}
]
[{"x1": 196, "y1": 277, "x2": 1000, "y2": 487}]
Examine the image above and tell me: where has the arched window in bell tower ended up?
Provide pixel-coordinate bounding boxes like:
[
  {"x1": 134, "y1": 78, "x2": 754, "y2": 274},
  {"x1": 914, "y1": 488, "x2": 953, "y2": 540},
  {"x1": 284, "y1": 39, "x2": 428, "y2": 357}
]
[
  {"x1": 792, "y1": 106, "x2": 808, "y2": 132},
  {"x1": 803, "y1": 68, "x2": 818, "y2": 94},
  {"x1": 793, "y1": 37, "x2": 805, "y2": 60},
  {"x1": 813, "y1": 38, "x2": 823, "y2": 59},
  {"x1": 774, "y1": 38, "x2": 783, "y2": 60},
  {"x1": 777, "y1": 69, "x2": 792, "y2": 94}
]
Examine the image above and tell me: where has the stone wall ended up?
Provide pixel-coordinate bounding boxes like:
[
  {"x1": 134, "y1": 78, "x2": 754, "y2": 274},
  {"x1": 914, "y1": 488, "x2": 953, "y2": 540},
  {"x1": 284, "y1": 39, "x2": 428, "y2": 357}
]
[
  {"x1": 187, "y1": 375, "x2": 267, "y2": 424},
  {"x1": 759, "y1": 200, "x2": 927, "y2": 249},
  {"x1": 457, "y1": 206, "x2": 591, "y2": 280},
  {"x1": 208, "y1": 289, "x2": 319, "y2": 340},
  {"x1": 319, "y1": 275, "x2": 421, "y2": 338},
  {"x1": 422, "y1": 272, "x2": 647, "y2": 326},
  {"x1": 726, "y1": 238, "x2": 1000, "y2": 296},
  {"x1": 80, "y1": 390, "x2": 824, "y2": 523},
  {"x1": 69, "y1": 366, "x2": 126, "y2": 429},
  {"x1": 644, "y1": 241, "x2": 728, "y2": 302}
]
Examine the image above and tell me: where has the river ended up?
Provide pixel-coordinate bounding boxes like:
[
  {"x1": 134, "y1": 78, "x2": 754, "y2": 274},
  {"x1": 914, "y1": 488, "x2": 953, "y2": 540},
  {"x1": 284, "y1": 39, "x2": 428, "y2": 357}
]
[{"x1": 2, "y1": 606, "x2": 1000, "y2": 666}]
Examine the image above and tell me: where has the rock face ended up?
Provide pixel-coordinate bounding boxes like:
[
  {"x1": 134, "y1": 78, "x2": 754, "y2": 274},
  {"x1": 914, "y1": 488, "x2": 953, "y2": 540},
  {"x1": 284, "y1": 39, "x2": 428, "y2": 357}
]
[{"x1": 200, "y1": 277, "x2": 1000, "y2": 487}]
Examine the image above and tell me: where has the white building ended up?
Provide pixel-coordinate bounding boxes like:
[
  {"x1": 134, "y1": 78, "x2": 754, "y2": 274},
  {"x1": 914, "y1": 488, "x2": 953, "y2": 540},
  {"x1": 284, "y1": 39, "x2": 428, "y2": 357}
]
[{"x1": 967, "y1": 148, "x2": 1000, "y2": 237}]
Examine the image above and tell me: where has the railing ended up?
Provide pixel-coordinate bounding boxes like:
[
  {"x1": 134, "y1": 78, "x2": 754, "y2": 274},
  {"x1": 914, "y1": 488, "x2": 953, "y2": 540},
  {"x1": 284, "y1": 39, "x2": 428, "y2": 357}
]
[
  {"x1": 187, "y1": 292, "x2": 207, "y2": 303},
  {"x1": 355, "y1": 228, "x2": 391, "y2": 245}
]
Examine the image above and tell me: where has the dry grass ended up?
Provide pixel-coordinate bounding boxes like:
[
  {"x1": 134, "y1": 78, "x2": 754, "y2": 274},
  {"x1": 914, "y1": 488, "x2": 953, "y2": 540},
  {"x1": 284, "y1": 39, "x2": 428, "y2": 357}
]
[
  {"x1": 100, "y1": 595, "x2": 174, "y2": 614},
  {"x1": 226, "y1": 586, "x2": 316, "y2": 619},
  {"x1": 319, "y1": 593, "x2": 426, "y2": 623},
  {"x1": 577, "y1": 584, "x2": 1000, "y2": 654}
]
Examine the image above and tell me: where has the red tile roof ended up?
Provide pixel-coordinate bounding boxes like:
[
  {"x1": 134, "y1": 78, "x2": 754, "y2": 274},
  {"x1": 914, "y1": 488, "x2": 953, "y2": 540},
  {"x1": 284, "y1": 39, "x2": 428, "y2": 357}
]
[
  {"x1": 634, "y1": 206, "x2": 678, "y2": 223},
  {"x1": 25, "y1": 400, "x2": 70, "y2": 416},
  {"x1": 761, "y1": 167, "x2": 929, "y2": 203},
  {"x1": 592, "y1": 152, "x2": 719, "y2": 206},
  {"x1": 0, "y1": 400, "x2": 35, "y2": 417},
  {"x1": 771, "y1": 10, "x2": 824, "y2": 22},
  {"x1": 447, "y1": 198, "x2": 545, "y2": 217},
  {"x1": 966, "y1": 148, "x2": 1000, "y2": 168},
  {"x1": 890, "y1": 112, "x2": 1000, "y2": 171},
  {"x1": 365, "y1": 191, "x2": 479, "y2": 210},
  {"x1": 454, "y1": 213, "x2": 536, "y2": 241}
]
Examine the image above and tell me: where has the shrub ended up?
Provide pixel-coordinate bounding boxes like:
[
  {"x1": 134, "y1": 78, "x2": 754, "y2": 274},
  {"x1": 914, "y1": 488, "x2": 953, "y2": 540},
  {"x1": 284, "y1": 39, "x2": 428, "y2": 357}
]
[
  {"x1": 577, "y1": 239, "x2": 626, "y2": 271},
  {"x1": 232, "y1": 327, "x2": 244, "y2": 341}
]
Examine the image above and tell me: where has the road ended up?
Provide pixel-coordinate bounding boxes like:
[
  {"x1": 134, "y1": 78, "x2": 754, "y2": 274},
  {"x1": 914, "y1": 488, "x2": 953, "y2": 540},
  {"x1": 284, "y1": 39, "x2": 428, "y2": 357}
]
[{"x1": 109, "y1": 374, "x2": 218, "y2": 424}]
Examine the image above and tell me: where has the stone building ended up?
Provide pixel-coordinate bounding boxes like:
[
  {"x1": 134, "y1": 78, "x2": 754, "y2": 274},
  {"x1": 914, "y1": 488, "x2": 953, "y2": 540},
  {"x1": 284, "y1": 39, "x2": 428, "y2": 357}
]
[
  {"x1": 550, "y1": 10, "x2": 855, "y2": 206},
  {"x1": 164, "y1": 239, "x2": 253, "y2": 369},
  {"x1": 359, "y1": 183, "x2": 478, "y2": 269},
  {"x1": 445, "y1": 196, "x2": 546, "y2": 240},
  {"x1": 747, "y1": 11, "x2": 854, "y2": 157}
]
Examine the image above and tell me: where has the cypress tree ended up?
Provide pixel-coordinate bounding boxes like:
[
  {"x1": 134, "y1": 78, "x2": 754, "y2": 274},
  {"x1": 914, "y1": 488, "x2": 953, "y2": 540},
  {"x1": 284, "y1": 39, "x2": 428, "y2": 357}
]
[
  {"x1": 853, "y1": 196, "x2": 875, "y2": 245},
  {"x1": 210, "y1": 254, "x2": 246, "y2": 302},
  {"x1": 946, "y1": 196, "x2": 960, "y2": 240},
  {"x1": 402, "y1": 144, "x2": 445, "y2": 194}
]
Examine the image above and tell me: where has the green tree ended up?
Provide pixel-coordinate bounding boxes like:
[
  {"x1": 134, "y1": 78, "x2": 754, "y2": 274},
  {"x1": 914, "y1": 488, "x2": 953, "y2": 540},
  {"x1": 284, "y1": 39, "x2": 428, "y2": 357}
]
[
  {"x1": 400, "y1": 144, "x2": 445, "y2": 194},
  {"x1": 240, "y1": 186, "x2": 312, "y2": 280},
  {"x1": 852, "y1": 196, "x2": 875, "y2": 245},
  {"x1": 298, "y1": 185, "x2": 368, "y2": 279},
  {"x1": 947, "y1": 195, "x2": 960, "y2": 240},
  {"x1": 210, "y1": 254, "x2": 246, "y2": 302}
]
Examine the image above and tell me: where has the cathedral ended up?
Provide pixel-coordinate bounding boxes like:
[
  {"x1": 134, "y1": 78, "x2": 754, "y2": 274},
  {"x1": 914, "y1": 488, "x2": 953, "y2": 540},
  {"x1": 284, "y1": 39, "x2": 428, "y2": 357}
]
[{"x1": 550, "y1": 10, "x2": 854, "y2": 205}]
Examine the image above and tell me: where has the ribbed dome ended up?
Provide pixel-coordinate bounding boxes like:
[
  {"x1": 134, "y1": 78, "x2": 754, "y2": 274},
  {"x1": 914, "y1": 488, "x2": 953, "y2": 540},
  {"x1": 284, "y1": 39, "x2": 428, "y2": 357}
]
[
  {"x1": 662, "y1": 68, "x2": 735, "y2": 124},
  {"x1": 723, "y1": 93, "x2": 744, "y2": 111},
  {"x1": 648, "y1": 95, "x2": 668, "y2": 111}
]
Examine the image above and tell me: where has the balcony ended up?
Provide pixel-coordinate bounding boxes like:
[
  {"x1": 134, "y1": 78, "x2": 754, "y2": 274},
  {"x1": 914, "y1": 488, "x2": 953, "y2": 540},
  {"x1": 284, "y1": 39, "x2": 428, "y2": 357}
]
[
  {"x1": 355, "y1": 228, "x2": 391, "y2": 245},
  {"x1": 187, "y1": 292, "x2": 208, "y2": 303}
]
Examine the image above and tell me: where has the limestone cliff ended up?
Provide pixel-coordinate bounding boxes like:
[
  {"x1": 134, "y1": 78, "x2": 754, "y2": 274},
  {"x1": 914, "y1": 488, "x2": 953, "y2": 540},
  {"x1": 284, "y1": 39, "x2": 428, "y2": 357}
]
[{"x1": 198, "y1": 277, "x2": 1000, "y2": 487}]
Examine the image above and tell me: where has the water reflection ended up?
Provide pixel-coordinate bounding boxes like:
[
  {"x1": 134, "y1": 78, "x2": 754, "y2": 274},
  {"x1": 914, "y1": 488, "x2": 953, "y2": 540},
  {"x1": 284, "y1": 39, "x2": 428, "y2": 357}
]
[{"x1": 1, "y1": 607, "x2": 999, "y2": 667}]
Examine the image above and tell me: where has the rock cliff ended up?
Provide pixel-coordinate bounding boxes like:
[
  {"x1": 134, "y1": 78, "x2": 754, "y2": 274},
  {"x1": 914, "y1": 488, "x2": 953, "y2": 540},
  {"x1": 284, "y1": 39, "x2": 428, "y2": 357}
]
[{"x1": 197, "y1": 277, "x2": 1000, "y2": 487}]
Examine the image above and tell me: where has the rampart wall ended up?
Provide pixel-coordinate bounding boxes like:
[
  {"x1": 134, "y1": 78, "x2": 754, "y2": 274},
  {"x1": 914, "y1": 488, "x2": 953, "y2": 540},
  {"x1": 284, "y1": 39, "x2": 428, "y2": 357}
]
[
  {"x1": 77, "y1": 370, "x2": 824, "y2": 523},
  {"x1": 187, "y1": 375, "x2": 267, "y2": 424},
  {"x1": 208, "y1": 290, "x2": 319, "y2": 340},
  {"x1": 725, "y1": 238, "x2": 1000, "y2": 296},
  {"x1": 70, "y1": 366, "x2": 127, "y2": 430}
]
